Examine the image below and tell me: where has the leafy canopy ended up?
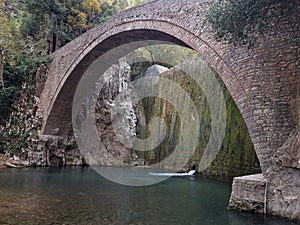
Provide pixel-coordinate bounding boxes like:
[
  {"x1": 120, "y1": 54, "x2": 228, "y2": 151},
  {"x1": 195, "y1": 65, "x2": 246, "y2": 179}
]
[{"x1": 206, "y1": 0, "x2": 296, "y2": 47}]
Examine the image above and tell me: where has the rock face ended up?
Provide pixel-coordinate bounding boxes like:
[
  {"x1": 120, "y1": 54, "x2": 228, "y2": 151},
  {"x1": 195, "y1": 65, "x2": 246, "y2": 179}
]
[
  {"x1": 143, "y1": 65, "x2": 169, "y2": 77},
  {"x1": 33, "y1": 60, "x2": 139, "y2": 166},
  {"x1": 92, "y1": 60, "x2": 138, "y2": 166},
  {"x1": 0, "y1": 60, "x2": 139, "y2": 167},
  {"x1": 29, "y1": 135, "x2": 84, "y2": 166},
  {"x1": 0, "y1": 77, "x2": 42, "y2": 157},
  {"x1": 136, "y1": 63, "x2": 260, "y2": 178},
  {"x1": 266, "y1": 131, "x2": 300, "y2": 220},
  {"x1": 229, "y1": 174, "x2": 266, "y2": 214},
  {"x1": 13, "y1": 59, "x2": 261, "y2": 175}
]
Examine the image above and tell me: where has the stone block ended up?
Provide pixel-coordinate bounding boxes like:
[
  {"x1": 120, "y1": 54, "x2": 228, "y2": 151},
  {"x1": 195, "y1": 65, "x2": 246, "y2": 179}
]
[{"x1": 229, "y1": 174, "x2": 266, "y2": 214}]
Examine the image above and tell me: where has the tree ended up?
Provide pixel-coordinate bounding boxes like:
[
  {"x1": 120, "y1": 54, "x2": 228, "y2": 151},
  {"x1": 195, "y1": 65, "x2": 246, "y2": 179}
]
[
  {"x1": 82, "y1": 0, "x2": 101, "y2": 27},
  {"x1": 67, "y1": 0, "x2": 104, "y2": 35},
  {"x1": 21, "y1": 0, "x2": 70, "y2": 54},
  {"x1": 0, "y1": 0, "x2": 9, "y2": 89},
  {"x1": 0, "y1": 0, "x2": 22, "y2": 88},
  {"x1": 21, "y1": 0, "x2": 119, "y2": 53},
  {"x1": 0, "y1": 0, "x2": 52, "y2": 124},
  {"x1": 0, "y1": 44, "x2": 4, "y2": 89},
  {"x1": 125, "y1": 44, "x2": 199, "y2": 79},
  {"x1": 206, "y1": 0, "x2": 296, "y2": 47},
  {"x1": 111, "y1": 0, "x2": 149, "y2": 11}
]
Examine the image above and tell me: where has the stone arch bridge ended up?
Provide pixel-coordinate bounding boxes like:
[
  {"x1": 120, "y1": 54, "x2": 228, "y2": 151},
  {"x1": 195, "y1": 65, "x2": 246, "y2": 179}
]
[{"x1": 37, "y1": 0, "x2": 299, "y2": 220}]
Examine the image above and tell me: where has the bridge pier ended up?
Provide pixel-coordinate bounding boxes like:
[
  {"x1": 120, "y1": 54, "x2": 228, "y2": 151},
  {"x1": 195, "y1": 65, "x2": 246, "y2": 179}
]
[
  {"x1": 230, "y1": 131, "x2": 300, "y2": 221},
  {"x1": 265, "y1": 131, "x2": 300, "y2": 220}
]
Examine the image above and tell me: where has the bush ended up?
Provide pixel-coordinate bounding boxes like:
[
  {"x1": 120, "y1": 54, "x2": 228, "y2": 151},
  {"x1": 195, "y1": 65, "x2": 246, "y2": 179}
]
[
  {"x1": 0, "y1": 55, "x2": 51, "y2": 124},
  {"x1": 206, "y1": 0, "x2": 296, "y2": 48}
]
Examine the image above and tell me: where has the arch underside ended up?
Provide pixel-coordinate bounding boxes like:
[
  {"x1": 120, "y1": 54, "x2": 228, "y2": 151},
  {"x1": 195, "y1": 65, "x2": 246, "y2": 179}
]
[
  {"x1": 40, "y1": 3, "x2": 298, "y2": 177},
  {"x1": 44, "y1": 29, "x2": 191, "y2": 136},
  {"x1": 43, "y1": 25, "x2": 244, "y2": 138}
]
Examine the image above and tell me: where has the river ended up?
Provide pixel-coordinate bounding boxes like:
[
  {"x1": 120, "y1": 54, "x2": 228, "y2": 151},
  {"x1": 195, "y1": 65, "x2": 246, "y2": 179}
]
[{"x1": 0, "y1": 167, "x2": 297, "y2": 225}]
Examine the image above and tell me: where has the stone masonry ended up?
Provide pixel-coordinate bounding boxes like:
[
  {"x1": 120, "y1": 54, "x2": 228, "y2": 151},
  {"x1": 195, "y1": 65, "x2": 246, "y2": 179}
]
[{"x1": 36, "y1": 0, "x2": 300, "y2": 220}]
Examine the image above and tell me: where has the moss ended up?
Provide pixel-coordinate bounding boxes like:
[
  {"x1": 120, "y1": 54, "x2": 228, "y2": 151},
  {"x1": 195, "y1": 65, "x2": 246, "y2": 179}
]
[{"x1": 136, "y1": 65, "x2": 261, "y2": 179}]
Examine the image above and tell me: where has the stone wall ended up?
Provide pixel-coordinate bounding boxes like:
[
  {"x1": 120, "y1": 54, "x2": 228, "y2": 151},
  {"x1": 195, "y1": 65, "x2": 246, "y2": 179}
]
[
  {"x1": 30, "y1": 135, "x2": 84, "y2": 166},
  {"x1": 36, "y1": 0, "x2": 300, "y2": 220},
  {"x1": 229, "y1": 131, "x2": 300, "y2": 221},
  {"x1": 266, "y1": 131, "x2": 300, "y2": 220},
  {"x1": 38, "y1": 0, "x2": 299, "y2": 175}
]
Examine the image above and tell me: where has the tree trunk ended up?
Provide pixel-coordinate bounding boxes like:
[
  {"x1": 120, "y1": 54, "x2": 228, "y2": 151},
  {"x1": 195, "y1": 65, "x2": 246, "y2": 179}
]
[
  {"x1": 145, "y1": 46, "x2": 155, "y2": 64},
  {"x1": 52, "y1": 32, "x2": 57, "y2": 53},
  {"x1": 0, "y1": 44, "x2": 4, "y2": 89}
]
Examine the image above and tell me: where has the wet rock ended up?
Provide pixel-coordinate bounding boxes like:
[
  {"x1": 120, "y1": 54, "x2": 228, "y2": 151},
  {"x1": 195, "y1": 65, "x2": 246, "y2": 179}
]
[{"x1": 229, "y1": 174, "x2": 266, "y2": 214}]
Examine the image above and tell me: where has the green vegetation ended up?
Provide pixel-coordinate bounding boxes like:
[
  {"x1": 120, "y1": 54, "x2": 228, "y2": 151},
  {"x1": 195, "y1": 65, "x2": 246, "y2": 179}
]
[
  {"x1": 126, "y1": 44, "x2": 199, "y2": 79},
  {"x1": 0, "y1": 56, "x2": 51, "y2": 123},
  {"x1": 206, "y1": 0, "x2": 295, "y2": 47},
  {"x1": 21, "y1": 0, "x2": 150, "y2": 53},
  {"x1": 0, "y1": 0, "x2": 150, "y2": 126},
  {"x1": 0, "y1": 0, "x2": 150, "y2": 154},
  {"x1": 21, "y1": 0, "x2": 116, "y2": 53}
]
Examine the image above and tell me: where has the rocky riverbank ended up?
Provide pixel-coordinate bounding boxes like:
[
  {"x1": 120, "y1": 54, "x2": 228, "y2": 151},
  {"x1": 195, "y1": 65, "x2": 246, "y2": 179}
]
[
  {"x1": 0, "y1": 154, "x2": 29, "y2": 168},
  {"x1": 0, "y1": 154, "x2": 7, "y2": 168}
]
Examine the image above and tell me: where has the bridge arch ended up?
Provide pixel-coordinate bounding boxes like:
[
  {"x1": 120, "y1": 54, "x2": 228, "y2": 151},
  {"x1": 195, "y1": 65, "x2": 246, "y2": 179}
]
[
  {"x1": 41, "y1": 20, "x2": 246, "y2": 138},
  {"x1": 37, "y1": 0, "x2": 299, "y2": 220},
  {"x1": 38, "y1": 0, "x2": 298, "y2": 179}
]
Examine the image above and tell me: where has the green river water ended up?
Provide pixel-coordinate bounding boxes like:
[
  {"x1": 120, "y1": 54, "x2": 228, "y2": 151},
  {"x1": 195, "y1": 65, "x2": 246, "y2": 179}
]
[{"x1": 0, "y1": 167, "x2": 298, "y2": 225}]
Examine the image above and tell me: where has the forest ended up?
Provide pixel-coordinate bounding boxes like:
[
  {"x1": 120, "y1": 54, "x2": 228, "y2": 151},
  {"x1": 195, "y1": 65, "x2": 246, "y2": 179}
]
[{"x1": 0, "y1": 0, "x2": 149, "y2": 124}]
